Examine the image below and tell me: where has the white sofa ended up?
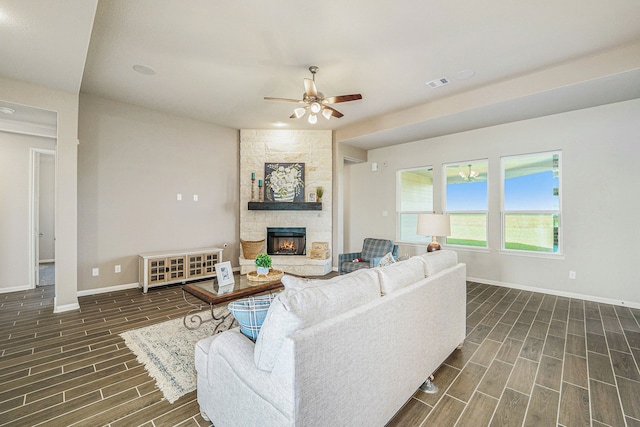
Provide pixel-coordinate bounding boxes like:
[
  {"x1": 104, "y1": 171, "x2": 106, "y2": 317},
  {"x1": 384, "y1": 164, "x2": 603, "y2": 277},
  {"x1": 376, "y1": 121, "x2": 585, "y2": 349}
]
[{"x1": 195, "y1": 250, "x2": 466, "y2": 427}]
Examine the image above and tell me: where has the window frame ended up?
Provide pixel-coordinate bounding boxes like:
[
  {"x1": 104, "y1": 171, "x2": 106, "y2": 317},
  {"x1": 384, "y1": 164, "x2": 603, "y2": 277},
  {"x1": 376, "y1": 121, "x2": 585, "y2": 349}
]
[
  {"x1": 443, "y1": 159, "x2": 489, "y2": 250},
  {"x1": 500, "y1": 150, "x2": 563, "y2": 257},
  {"x1": 396, "y1": 166, "x2": 434, "y2": 244}
]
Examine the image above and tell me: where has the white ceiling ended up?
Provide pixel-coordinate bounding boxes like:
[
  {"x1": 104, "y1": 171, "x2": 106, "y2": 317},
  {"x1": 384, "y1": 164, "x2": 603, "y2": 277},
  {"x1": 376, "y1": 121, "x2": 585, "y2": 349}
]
[{"x1": 1, "y1": 0, "x2": 640, "y2": 149}]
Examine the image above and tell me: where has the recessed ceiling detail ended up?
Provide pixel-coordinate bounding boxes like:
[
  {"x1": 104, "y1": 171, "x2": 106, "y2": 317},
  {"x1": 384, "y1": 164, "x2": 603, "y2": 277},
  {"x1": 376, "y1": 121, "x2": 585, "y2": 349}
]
[
  {"x1": 426, "y1": 77, "x2": 450, "y2": 88},
  {"x1": 133, "y1": 64, "x2": 156, "y2": 76}
]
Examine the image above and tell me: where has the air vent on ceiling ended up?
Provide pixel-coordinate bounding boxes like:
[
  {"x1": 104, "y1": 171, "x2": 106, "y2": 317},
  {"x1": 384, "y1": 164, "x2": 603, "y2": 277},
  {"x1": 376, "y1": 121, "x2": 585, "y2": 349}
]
[{"x1": 426, "y1": 77, "x2": 450, "y2": 88}]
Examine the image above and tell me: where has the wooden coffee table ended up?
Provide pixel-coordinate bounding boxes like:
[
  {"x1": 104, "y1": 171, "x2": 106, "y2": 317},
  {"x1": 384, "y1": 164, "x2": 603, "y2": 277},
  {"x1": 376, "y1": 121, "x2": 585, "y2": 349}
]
[{"x1": 182, "y1": 275, "x2": 283, "y2": 331}]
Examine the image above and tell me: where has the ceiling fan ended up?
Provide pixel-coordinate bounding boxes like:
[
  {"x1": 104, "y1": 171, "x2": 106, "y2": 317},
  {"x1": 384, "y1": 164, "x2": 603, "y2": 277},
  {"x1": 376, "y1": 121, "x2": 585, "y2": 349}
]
[{"x1": 264, "y1": 66, "x2": 362, "y2": 124}]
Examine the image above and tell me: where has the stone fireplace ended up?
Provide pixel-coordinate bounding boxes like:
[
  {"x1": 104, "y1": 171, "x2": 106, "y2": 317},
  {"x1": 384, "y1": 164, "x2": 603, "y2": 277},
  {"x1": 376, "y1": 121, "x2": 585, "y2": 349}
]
[{"x1": 239, "y1": 130, "x2": 332, "y2": 276}]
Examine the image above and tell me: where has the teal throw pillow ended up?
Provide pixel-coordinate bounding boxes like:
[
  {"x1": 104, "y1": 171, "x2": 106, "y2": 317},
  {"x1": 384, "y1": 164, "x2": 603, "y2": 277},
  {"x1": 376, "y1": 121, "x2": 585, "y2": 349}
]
[{"x1": 228, "y1": 294, "x2": 278, "y2": 341}]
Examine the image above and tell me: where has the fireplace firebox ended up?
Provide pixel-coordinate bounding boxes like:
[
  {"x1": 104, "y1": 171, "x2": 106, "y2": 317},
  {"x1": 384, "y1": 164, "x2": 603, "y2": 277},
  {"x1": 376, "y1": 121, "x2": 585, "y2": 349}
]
[{"x1": 267, "y1": 227, "x2": 306, "y2": 256}]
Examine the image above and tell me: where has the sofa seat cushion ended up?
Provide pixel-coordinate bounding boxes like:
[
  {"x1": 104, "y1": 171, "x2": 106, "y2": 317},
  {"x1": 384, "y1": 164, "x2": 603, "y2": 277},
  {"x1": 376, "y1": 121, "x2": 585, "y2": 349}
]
[
  {"x1": 228, "y1": 294, "x2": 278, "y2": 341},
  {"x1": 254, "y1": 269, "x2": 381, "y2": 371},
  {"x1": 339, "y1": 260, "x2": 372, "y2": 275},
  {"x1": 375, "y1": 257, "x2": 426, "y2": 296},
  {"x1": 420, "y1": 250, "x2": 458, "y2": 276}
]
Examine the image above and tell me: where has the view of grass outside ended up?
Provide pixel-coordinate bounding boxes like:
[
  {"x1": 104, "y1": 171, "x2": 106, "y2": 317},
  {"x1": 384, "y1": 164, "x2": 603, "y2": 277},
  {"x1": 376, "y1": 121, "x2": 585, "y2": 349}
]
[
  {"x1": 397, "y1": 167, "x2": 433, "y2": 243},
  {"x1": 446, "y1": 213, "x2": 487, "y2": 247},
  {"x1": 504, "y1": 213, "x2": 558, "y2": 252},
  {"x1": 445, "y1": 161, "x2": 488, "y2": 248},
  {"x1": 502, "y1": 151, "x2": 561, "y2": 254}
]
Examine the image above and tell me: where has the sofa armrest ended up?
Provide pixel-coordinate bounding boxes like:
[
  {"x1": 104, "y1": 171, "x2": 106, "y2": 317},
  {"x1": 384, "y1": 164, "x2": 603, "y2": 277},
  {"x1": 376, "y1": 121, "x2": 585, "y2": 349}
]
[
  {"x1": 339, "y1": 251, "x2": 362, "y2": 264},
  {"x1": 206, "y1": 329, "x2": 293, "y2": 415}
]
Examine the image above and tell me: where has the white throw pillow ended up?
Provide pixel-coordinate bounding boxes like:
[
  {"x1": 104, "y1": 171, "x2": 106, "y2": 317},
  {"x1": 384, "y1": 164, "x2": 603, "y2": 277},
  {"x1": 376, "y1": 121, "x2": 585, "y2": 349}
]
[
  {"x1": 377, "y1": 251, "x2": 396, "y2": 267},
  {"x1": 254, "y1": 269, "x2": 380, "y2": 371},
  {"x1": 375, "y1": 257, "x2": 426, "y2": 296}
]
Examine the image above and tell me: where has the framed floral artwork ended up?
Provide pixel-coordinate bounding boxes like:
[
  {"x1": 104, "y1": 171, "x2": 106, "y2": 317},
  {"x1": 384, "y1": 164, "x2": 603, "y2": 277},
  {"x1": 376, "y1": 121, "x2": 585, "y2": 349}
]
[{"x1": 264, "y1": 162, "x2": 305, "y2": 202}]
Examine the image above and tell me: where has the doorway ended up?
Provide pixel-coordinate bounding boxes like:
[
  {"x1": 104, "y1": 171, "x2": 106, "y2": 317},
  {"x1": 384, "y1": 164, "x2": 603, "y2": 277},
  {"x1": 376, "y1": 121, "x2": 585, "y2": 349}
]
[{"x1": 32, "y1": 149, "x2": 56, "y2": 287}]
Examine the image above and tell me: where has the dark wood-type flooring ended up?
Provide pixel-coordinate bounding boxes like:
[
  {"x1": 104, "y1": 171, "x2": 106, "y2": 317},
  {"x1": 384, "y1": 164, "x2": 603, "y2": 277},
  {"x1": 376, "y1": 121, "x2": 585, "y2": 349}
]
[{"x1": 1, "y1": 279, "x2": 639, "y2": 426}]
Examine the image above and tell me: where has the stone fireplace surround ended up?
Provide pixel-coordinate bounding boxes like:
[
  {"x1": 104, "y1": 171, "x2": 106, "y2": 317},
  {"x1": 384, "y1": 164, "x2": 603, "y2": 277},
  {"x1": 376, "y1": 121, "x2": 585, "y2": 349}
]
[{"x1": 239, "y1": 130, "x2": 332, "y2": 276}]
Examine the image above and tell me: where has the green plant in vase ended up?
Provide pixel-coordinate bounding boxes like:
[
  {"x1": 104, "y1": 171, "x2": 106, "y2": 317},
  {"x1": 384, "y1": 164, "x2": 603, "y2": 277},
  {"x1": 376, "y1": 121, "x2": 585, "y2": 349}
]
[
  {"x1": 255, "y1": 253, "x2": 272, "y2": 276},
  {"x1": 316, "y1": 186, "x2": 324, "y2": 202}
]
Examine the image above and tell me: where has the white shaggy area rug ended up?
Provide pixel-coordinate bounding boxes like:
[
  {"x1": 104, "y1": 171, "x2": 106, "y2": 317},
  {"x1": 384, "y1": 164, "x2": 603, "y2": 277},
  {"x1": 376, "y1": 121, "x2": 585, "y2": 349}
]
[{"x1": 120, "y1": 308, "x2": 234, "y2": 403}]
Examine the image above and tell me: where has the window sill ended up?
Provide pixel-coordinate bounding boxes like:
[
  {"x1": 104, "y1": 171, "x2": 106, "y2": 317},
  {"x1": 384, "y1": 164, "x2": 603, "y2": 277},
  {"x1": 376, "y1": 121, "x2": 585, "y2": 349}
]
[
  {"x1": 442, "y1": 245, "x2": 490, "y2": 254},
  {"x1": 498, "y1": 250, "x2": 565, "y2": 260}
]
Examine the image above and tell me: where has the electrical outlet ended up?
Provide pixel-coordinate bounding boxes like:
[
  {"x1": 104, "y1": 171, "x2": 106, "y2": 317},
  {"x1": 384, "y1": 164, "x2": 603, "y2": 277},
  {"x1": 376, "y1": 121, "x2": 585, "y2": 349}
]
[
  {"x1": 569, "y1": 271, "x2": 576, "y2": 279},
  {"x1": 177, "y1": 193, "x2": 182, "y2": 201},
  {"x1": 193, "y1": 194, "x2": 199, "y2": 201},
  {"x1": 92, "y1": 268, "x2": 99, "y2": 277},
  {"x1": 115, "y1": 265, "x2": 121, "y2": 273}
]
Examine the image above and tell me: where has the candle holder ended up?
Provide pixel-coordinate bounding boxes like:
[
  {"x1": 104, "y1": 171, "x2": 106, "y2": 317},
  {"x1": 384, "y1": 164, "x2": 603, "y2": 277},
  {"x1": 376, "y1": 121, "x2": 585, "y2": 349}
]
[
  {"x1": 258, "y1": 180, "x2": 263, "y2": 202},
  {"x1": 251, "y1": 177, "x2": 256, "y2": 202}
]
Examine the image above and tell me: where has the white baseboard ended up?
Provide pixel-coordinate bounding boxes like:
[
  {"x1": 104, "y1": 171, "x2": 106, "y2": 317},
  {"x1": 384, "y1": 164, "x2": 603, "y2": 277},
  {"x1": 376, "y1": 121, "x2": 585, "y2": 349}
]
[
  {"x1": 53, "y1": 297, "x2": 80, "y2": 313},
  {"x1": 76, "y1": 282, "x2": 140, "y2": 297},
  {"x1": 468, "y1": 276, "x2": 640, "y2": 309},
  {"x1": 0, "y1": 284, "x2": 31, "y2": 294}
]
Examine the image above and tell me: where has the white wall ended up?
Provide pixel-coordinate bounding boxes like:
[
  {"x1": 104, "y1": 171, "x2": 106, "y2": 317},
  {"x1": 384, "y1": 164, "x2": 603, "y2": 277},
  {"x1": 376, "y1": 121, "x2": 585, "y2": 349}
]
[
  {"x1": 344, "y1": 99, "x2": 640, "y2": 306},
  {"x1": 0, "y1": 132, "x2": 55, "y2": 290},
  {"x1": 77, "y1": 94, "x2": 239, "y2": 291}
]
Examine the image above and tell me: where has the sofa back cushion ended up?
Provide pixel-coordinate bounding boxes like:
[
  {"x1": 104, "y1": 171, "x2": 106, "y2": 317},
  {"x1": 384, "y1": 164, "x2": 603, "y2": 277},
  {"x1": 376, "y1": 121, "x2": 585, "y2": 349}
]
[
  {"x1": 375, "y1": 257, "x2": 426, "y2": 295},
  {"x1": 361, "y1": 238, "x2": 394, "y2": 263},
  {"x1": 254, "y1": 269, "x2": 381, "y2": 371},
  {"x1": 281, "y1": 268, "x2": 372, "y2": 291},
  {"x1": 420, "y1": 250, "x2": 458, "y2": 276}
]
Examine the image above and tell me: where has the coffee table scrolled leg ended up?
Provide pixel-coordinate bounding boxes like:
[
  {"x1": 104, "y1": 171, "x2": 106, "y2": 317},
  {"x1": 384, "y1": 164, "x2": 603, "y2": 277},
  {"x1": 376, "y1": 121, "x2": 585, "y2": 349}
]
[{"x1": 184, "y1": 310, "x2": 205, "y2": 330}]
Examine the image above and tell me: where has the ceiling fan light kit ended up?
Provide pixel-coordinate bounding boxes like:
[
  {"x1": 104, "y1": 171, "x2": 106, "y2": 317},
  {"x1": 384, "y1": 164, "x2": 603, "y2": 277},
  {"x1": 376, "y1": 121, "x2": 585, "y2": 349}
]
[{"x1": 265, "y1": 66, "x2": 362, "y2": 124}]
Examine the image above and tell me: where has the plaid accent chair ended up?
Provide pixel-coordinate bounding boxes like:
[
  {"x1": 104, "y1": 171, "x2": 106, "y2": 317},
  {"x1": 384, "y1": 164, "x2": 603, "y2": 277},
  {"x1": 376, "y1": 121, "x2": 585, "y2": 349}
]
[{"x1": 338, "y1": 238, "x2": 399, "y2": 275}]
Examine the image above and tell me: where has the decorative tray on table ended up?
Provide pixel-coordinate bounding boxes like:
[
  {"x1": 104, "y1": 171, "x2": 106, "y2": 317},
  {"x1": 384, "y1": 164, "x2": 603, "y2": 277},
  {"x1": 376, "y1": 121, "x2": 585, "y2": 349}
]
[{"x1": 246, "y1": 269, "x2": 284, "y2": 282}]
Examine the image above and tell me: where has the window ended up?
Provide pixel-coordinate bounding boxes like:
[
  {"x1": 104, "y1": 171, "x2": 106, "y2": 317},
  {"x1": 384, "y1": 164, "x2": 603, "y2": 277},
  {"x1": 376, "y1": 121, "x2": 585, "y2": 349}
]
[
  {"x1": 444, "y1": 160, "x2": 488, "y2": 248},
  {"x1": 397, "y1": 167, "x2": 433, "y2": 243},
  {"x1": 502, "y1": 151, "x2": 561, "y2": 254}
]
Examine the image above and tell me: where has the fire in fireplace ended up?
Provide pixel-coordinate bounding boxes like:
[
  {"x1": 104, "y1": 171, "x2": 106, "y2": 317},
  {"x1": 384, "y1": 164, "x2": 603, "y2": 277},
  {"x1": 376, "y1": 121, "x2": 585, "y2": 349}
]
[{"x1": 267, "y1": 227, "x2": 306, "y2": 256}]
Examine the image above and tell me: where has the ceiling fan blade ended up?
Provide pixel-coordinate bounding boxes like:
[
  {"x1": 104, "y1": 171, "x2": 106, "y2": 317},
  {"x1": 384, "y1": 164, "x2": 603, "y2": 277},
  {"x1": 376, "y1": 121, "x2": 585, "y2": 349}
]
[
  {"x1": 264, "y1": 97, "x2": 305, "y2": 103},
  {"x1": 304, "y1": 78, "x2": 318, "y2": 97},
  {"x1": 322, "y1": 94, "x2": 362, "y2": 104},
  {"x1": 323, "y1": 105, "x2": 344, "y2": 118}
]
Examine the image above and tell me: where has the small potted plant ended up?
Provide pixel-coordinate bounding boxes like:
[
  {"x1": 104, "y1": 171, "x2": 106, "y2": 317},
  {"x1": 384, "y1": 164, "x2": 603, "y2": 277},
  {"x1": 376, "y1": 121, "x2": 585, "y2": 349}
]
[
  {"x1": 255, "y1": 253, "x2": 272, "y2": 276},
  {"x1": 316, "y1": 186, "x2": 324, "y2": 202}
]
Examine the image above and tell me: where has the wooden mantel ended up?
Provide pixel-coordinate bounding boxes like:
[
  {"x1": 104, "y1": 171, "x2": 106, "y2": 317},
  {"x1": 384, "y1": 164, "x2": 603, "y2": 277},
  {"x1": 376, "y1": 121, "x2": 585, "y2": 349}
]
[{"x1": 247, "y1": 202, "x2": 322, "y2": 211}]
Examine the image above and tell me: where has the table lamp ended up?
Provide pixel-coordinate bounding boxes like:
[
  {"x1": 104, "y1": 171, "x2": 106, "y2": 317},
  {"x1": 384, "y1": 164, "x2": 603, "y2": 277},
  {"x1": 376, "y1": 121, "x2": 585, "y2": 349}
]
[{"x1": 416, "y1": 212, "x2": 451, "y2": 252}]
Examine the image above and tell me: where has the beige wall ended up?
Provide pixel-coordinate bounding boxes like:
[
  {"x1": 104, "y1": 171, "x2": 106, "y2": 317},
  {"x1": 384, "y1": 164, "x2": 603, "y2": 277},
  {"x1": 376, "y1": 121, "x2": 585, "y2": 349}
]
[
  {"x1": 344, "y1": 98, "x2": 640, "y2": 306},
  {"x1": 0, "y1": 132, "x2": 55, "y2": 290},
  {"x1": 0, "y1": 76, "x2": 79, "y2": 312},
  {"x1": 78, "y1": 94, "x2": 239, "y2": 291}
]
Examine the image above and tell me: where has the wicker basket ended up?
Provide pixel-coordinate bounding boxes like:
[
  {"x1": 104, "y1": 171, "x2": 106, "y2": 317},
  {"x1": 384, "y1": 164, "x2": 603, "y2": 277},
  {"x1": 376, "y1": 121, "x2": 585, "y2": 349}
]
[
  {"x1": 241, "y1": 239, "x2": 265, "y2": 259},
  {"x1": 247, "y1": 269, "x2": 284, "y2": 282}
]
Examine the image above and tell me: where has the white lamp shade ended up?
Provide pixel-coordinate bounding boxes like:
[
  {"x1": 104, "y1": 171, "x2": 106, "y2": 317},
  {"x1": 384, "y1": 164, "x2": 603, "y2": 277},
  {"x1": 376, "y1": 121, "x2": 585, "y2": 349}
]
[
  {"x1": 322, "y1": 108, "x2": 332, "y2": 120},
  {"x1": 416, "y1": 213, "x2": 451, "y2": 237},
  {"x1": 308, "y1": 113, "x2": 317, "y2": 124}
]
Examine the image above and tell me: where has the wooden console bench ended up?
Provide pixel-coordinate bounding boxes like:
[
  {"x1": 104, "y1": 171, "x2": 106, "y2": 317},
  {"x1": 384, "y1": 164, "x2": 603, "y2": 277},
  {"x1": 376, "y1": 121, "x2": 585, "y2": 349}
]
[{"x1": 138, "y1": 247, "x2": 224, "y2": 293}]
